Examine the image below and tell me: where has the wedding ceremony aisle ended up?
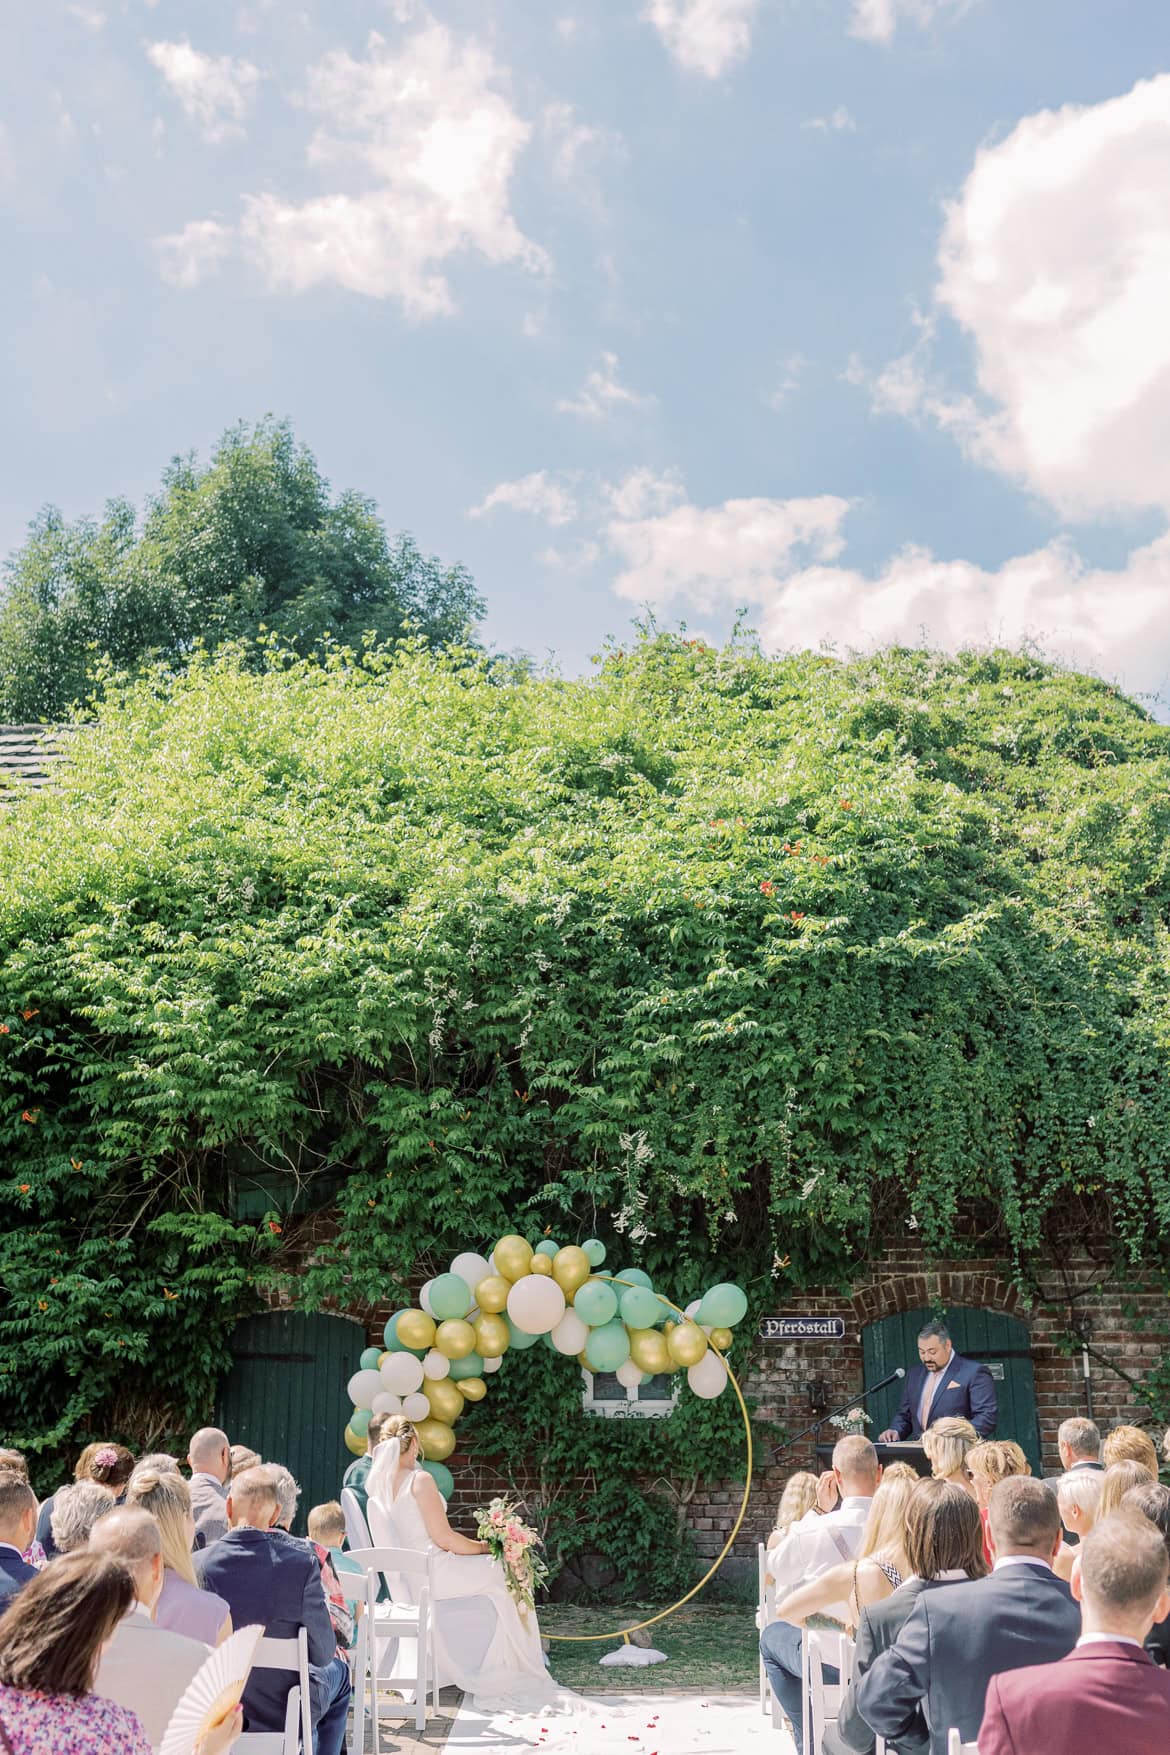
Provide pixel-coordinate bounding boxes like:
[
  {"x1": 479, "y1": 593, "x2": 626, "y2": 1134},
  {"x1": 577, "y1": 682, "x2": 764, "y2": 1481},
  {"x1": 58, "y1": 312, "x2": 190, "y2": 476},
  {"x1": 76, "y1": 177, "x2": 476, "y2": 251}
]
[{"x1": 444, "y1": 1691, "x2": 790, "y2": 1753}]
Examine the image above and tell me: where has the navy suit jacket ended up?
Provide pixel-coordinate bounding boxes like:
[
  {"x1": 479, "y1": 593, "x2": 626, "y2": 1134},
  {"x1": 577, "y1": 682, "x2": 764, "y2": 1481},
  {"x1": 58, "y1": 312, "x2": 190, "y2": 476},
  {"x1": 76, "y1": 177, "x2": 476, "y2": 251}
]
[
  {"x1": 856, "y1": 1563, "x2": 1081, "y2": 1755},
  {"x1": 888, "y1": 1351, "x2": 997, "y2": 1439},
  {"x1": 0, "y1": 1546, "x2": 37, "y2": 1604},
  {"x1": 979, "y1": 1640, "x2": 1170, "y2": 1755},
  {"x1": 196, "y1": 1527, "x2": 336, "y2": 1731}
]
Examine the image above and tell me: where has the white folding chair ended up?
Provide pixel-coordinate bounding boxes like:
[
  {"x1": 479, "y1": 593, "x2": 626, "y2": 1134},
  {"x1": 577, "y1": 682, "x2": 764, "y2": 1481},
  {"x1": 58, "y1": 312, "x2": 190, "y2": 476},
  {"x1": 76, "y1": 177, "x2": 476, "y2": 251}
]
[
  {"x1": 346, "y1": 1545, "x2": 434, "y2": 1752},
  {"x1": 756, "y1": 1543, "x2": 776, "y2": 1719},
  {"x1": 341, "y1": 1487, "x2": 373, "y2": 1551},
  {"x1": 803, "y1": 1628, "x2": 852, "y2": 1755},
  {"x1": 235, "y1": 1629, "x2": 313, "y2": 1755},
  {"x1": 947, "y1": 1734, "x2": 979, "y2": 1755}
]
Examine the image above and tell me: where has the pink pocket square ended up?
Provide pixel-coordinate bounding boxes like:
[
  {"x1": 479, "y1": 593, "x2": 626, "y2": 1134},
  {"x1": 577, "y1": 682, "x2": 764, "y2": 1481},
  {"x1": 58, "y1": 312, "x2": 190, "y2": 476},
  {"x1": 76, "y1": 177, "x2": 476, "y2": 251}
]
[{"x1": 946, "y1": 1380, "x2": 961, "y2": 1389}]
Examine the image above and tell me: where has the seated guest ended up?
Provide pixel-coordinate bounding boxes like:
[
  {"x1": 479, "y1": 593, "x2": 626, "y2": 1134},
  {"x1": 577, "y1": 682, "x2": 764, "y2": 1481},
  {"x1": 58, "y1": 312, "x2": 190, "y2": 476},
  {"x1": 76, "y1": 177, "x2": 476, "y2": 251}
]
[
  {"x1": 270, "y1": 1468, "x2": 354, "y2": 1653},
  {"x1": 50, "y1": 1480, "x2": 116, "y2": 1554},
  {"x1": 857, "y1": 1476, "x2": 1080, "y2": 1755},
  {"x1": 1047, "y1": 1416, "x2": 1103, "y2": 1485},
  {"x1": 341, "y1": 1410, "x2": 394, "y2": 1525},
  {"x1": 1124, "y1": 1482, "x2": 1170, "y2": 1667},
  {"x1": 827, "y1": 1478, "x2": 988, "y2": 1755},
  {"x1": 229, "y1": 1445, "x2": 262, "y2": 1482},
  {"x1": 90, "y1": 1508, "x2": 210, "y2": 1750},
  {"x1": 979, "y1": 1512, "x2": 1170, "y2": 1755},
  {"x1": 130, "y1": 1454, "x2": 181, "y2": 1480},
  {"x1": 1100, "y1": 1459, "x2": 1155, "y2": 1517},
  {"x1": 34, "y1": 1441, "x2": 133, "y2": 1560},
  {"x1": 306, "y1": 1503, "x2": 366, "y2": 1608},
  {"x1": 0, "y1": 1455, "x2": 27, "y2": 1481},
  {"x1": 0, "y1": 1548, "x2": 241, "y2": 1754},
  {"x1": 187, "y1": 1429, "x2": 232, "y2": 1549},
  {"x1": 0, "y1": 1477, "x2": 38, "y2": 1604},
  {"x1": 966, "y1": 1440, "x2": 1030, "y2": 1565},
  {"x1": 767, "y1": 1471, "x2": 820, "y2": 1552},
  {"x1": 126, "y1": 1465, "x2": 232, "y2": 1647},
  {"x1": 775, "y1": 1471, "x2": 916, "y2": 1631},
  {"x1": 761, "y1": 1435, "x2": 881, "y2": 1755},
  {"x1": 1103, "y1": 1424, "x2": 1160, "y2": 1475},
  {"x1": 921, "y1": 1417, "x2": 979, "y2": 1490},
  {"x1": 1055, "y1": 1469, "x2": 1104, "y2": 1581},
  {"x1": 196, "y1": 1464, "x2": 350, "y2": 1755}
]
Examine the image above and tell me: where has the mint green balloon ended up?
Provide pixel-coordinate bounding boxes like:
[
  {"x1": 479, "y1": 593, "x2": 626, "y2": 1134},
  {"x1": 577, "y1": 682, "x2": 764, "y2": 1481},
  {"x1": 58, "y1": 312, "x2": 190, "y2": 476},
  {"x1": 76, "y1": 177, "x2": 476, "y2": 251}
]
[
  {"x1": 585, "y1": 1320, "x2": 631, "y2": 1372},
  {"x1": 698, "y1": 1283, "x2": 749, "y2": 1328},
  {"x1": 653, "y1": 1295, "x2": 675, "y2": 1326},
  {"x1": 574, "y1": 1279, "x2": 619, "y2": 1327},
  {"x1": 383, "y1": 1311, "x2": 427, "y2": 1358},
  {"x1": 535, "y1": 1240, "x2": 560, "y2": 1259},
  {"x1": 359, "y1": 1346, "x2": 382, "y2": 1371},
  {"x1": 422, "y1": 1460, "x2": 454, "y2": 1499},
  {"x1": 616, "y1": 1267, "x2": 653, "y2": 1291},
  {"x1": 350, "y1": 1408, "x2": 371, "y2": 1437},
  {"x1": 506, "y1": 1316, "x2": 539, "y2": 1350},
  {"x1": 449, "y1": 1350, "x2": 484, "y2": 1381},
  {"x1": 620, "y1": 1286, "x2": 662, "y2": 1329},
  {"x1": 583, "y1": 1239, "x2": 607, "y2": 1267},
  {"x1": 429, "y1": 1272, "x2": 472, "y2": 1321}
]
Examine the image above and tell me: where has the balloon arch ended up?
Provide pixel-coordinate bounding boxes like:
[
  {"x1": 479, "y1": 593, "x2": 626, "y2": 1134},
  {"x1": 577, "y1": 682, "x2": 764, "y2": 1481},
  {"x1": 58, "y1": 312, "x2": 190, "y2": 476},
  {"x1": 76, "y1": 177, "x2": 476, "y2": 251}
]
[{"x1": 343, "y1": 1235, "x2": 755, "y2": 1644}]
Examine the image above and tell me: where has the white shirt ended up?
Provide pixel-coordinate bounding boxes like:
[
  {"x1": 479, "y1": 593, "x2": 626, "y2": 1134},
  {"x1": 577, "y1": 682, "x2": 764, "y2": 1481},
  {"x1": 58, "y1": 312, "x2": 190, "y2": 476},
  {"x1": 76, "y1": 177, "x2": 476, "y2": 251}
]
[
  {"x1": 95, "y1": 1604, "x2": 210, "y2": 1752},
  {"x1": 993, "y1": 1555, "x2": 1053, "y2": 1573},
  {"x1": 1077, "y1": 1632, "x2": 1144, "y2": 1649},
  {"x1": 768, "y1": 1495, "x2": 872, "y2": 1622}
]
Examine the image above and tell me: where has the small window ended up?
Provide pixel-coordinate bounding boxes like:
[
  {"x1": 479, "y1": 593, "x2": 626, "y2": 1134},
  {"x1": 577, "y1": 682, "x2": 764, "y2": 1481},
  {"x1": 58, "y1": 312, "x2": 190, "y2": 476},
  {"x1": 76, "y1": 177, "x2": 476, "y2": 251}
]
[{"x1": 581, "y1": 1369, "x2": 679, "y2": 1419}]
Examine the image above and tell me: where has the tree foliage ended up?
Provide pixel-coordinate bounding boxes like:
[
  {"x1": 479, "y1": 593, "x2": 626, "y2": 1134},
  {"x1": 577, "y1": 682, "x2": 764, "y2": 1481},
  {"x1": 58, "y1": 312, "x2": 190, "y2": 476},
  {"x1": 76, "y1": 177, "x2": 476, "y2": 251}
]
[
  {"x1": 4, "y1": 632, "x2": 1170, "y2": 1508},
  {"x1": 0, "y1": 420, "x2": 484, "y2": 720}
]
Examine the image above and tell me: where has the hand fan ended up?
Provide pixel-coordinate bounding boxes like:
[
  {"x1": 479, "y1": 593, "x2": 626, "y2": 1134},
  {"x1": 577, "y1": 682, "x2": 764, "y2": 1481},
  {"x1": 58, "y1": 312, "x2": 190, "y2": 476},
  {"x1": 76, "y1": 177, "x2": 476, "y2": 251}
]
[{"x1": 159, "y1": 1622, "x2": 265, "y2": 1755}]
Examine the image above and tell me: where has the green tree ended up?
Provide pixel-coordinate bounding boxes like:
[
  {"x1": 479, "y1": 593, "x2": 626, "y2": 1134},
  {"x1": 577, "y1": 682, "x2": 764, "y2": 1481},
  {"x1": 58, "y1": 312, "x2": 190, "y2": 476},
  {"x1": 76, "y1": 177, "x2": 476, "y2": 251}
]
[{"x1": 0, "y1": 419, "x2": 483, "y2": 720}]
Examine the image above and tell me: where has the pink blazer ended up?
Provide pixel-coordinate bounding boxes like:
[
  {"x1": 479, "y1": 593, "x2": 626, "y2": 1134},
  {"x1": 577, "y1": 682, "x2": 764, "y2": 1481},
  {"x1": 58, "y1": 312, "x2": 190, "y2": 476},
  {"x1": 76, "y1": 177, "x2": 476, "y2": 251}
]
[{"x1": 979, "y1": 1640, "x2": 1170, "y2": 1755}]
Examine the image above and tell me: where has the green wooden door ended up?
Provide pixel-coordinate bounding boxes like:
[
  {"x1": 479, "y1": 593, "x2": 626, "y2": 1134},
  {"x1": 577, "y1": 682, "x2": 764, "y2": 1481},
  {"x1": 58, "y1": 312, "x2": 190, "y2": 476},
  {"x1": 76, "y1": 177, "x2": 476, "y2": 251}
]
[
  {"x1": 216, "y1": 1309, "x2": 364, "y2": 1534},
  {"x1": 861, "y1": 1305, "x2": 1042, "y2": 1477}
]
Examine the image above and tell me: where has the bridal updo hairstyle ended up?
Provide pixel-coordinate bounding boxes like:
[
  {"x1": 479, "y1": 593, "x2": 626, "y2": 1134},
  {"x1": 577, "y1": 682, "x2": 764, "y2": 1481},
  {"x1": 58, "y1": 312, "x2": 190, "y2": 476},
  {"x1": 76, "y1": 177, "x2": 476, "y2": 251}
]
[{"x1": 379, "y1": 1416, "x2": 419, "y2": 1453}]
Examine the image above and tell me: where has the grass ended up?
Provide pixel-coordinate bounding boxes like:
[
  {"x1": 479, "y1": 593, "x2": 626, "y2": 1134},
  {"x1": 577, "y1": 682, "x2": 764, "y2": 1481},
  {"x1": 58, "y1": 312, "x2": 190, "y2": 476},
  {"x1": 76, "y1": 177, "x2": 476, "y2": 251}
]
[{"x1": 542, "y1": 1602, "x2": 758, "y2": 1693}]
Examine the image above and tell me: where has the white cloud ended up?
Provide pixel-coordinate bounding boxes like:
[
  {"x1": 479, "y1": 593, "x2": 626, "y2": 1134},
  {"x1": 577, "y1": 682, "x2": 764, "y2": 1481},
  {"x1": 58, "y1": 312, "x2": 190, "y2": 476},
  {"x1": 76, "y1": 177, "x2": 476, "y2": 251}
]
[
  {"x1": 67, "y1": 3, "x2": 106, "y2": 29},
  {"x1": 932, "y1": 75, "x2": 1170, "y2": 518},
  {"x1": 848, "y1": 0, "x2": 969, "y2": 44},
  {"x1": 557, "y1": 352, "x2": 654, "y2": 420},
  {"x1": 164, "y1": 25, "x2": 547, "y2": 314},
  {"x1": 607, "y1": 491, "x2": 851, "y2": 609},
  {"x1": 146, "y1": 40, "x2": 262, "y2": 144},
  {"x1": 156, "y1": 218, "x2": 234, "y2": 287},
  {"x1": 542, "y1": 101, "x2": 617, "y2": 186},
  {"x1": 603, "y1": 468, "x2": 686, "y2": 520},
  {"x1": 763, "y1": 352, "x2": 808, "y2": 410},
  {"x1": 642, "y1": 0, "x2": 761, "y2": 78},
  {"x1": 468, "y1": 472, "x2": 580, "y2": 526},
  {"x1": 802, "y1": 106, "x2": 856, "y2": 134}
]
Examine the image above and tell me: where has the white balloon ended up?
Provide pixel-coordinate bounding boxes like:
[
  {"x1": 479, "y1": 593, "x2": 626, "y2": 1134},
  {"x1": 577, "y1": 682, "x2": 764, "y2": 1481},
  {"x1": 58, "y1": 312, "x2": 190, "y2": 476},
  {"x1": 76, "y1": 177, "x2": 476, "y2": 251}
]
[
  {"x1": 688, "y1": 1350, "x2": 728, "y2": 1400},
  {"x1": 347, "y1": 1369, "x2": 383, "y2": 1411},
  {"x1": 507, "y1": 1274, "x2": 567, "y2": 1336},
  {"x1": 551, "y1": 1309, "x2": 589, "y2": 1356},
  {"x1": 380, "y1": 1352, "x2": 424, "y2": 1395},
  {"x1": 685, "y1": 1299, "x2": 702, "y2": 1319},
  {"x1": 423, "y1": 1348, "x2": 451, "y2": 1381},
  {"x1": 371, "y1": 1392, "x2": 402, "y2": 1416},
  {"x1": 482, "y1": 1354, "x2": 503, "y2": 1374},
  {"x1": 451, "y1": 1251, "x2": 493, "y2": 1291},
  {"x1": 420, "y1": 1279, "x2": 436, "y2": 1317},
  {"x1": 616, "y1": 1359, "x2": 643, "y2": 1389},
  {"x1": 402, "y1": 1392, "x2": 431, "y2": 1421}
]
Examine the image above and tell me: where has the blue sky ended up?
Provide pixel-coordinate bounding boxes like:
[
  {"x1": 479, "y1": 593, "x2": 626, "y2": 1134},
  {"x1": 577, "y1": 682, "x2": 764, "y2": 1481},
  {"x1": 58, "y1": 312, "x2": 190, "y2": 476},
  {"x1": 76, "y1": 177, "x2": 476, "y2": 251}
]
[{"x1": 4, "y1": 1, "x2": 1170, "y2": 692}]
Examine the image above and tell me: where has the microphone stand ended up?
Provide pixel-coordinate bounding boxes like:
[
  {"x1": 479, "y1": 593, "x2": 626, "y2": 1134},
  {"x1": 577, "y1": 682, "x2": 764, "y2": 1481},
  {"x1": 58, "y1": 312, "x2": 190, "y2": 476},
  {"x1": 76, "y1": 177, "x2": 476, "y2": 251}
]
[{"x1": 768, "y1": 1370, "x2": 907, "y2": 1465}]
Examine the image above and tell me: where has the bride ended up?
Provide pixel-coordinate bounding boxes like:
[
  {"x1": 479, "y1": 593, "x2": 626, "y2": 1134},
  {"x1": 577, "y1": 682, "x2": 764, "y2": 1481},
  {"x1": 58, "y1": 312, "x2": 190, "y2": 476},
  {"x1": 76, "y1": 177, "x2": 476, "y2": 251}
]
[{"x1": 365, "y1": 1415, "x2": 556, "y2": 1713}]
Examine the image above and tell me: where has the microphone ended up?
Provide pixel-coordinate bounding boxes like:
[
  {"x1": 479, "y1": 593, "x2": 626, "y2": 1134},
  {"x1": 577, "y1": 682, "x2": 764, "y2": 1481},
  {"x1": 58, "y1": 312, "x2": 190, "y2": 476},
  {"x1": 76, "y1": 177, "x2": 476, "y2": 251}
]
[{"x1": 895, "y1": 1367, "x2": 905, "y2": 1378}]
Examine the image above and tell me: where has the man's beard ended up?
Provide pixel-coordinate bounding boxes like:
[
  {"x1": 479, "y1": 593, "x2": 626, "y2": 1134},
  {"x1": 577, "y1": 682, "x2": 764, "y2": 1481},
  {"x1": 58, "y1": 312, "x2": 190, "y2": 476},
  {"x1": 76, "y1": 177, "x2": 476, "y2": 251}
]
[{"x1": 923, "y1": 1360, "x2": 944, "y2": 1372}]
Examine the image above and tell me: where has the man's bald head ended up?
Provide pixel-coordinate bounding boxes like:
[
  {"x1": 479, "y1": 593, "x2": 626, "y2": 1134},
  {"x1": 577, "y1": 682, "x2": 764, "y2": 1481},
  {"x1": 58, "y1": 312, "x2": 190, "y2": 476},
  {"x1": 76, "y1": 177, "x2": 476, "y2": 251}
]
[
  {"x1": 188, "y1": 1428, "x2": 230, "y2": 1482},
  {"x1": 227, "y1": 1464, "x2": 281, "y2": 1531},
  {"x1": 89, "y1": 1507, "x2": 164, "y2": 1610}
]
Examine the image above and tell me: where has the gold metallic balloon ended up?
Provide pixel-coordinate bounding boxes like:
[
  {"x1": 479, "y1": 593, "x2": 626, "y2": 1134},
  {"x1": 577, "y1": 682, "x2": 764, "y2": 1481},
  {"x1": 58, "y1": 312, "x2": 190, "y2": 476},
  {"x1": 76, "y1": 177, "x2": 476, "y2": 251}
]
[
  {"x1": 475, "y1": 1274, "x2": 510, "y2": 1314},
  {"x1": 474, "y1": 1313, "x2": 511, "y2": 1358},
  {"x1": 396, "y1": 1309, "x2": 437, "y2": 1351},
  {"x1": 378, "y1": 1351, "x2": 390, "y2": 1367},
  {"x1": 425, "y1": 1378, "x2": 465, "y2": 1424},
  {"x1": 415, "y1": 1417, "x2": 456, "y2": 1462},
  {"x1": 343, "y1": 1424, "x2": 366, "y2": 1457},
  {"x1": 668, "y1": 1321, "x2": 708, "y2": 1367},
  {"x1": 459, "y1": 1377, "x2": 487, "y2": 1402},
  {"x1": 551, "y1": 1245, "x2": 591, "y2": 1296},
  {"x1": 529, "y1": 1254, "x2": 553, "y2": 1276},
  {"x1": 435, "y1": 1318, "x2": 477, "y2": 1360},
  {"x1": 662, "y1": 1320, "x2": 677, "y2": 1337},
  {"x1": 710, "y1": 1327, "x2": 734, "y2": 1352},
  {"x1": 629, "y1": 1328, "x2": 671, "y2": 1374},
  {"x1": 493, "y1": 1234, "x2": 534, "y2": 1282}
]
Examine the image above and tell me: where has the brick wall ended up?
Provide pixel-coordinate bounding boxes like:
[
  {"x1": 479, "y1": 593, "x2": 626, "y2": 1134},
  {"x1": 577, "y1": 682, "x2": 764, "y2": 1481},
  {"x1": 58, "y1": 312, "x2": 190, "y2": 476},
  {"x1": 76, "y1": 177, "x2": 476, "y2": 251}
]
[{"x1": 329, "y1": 1241, "x2": 1167, "y2": 1572}]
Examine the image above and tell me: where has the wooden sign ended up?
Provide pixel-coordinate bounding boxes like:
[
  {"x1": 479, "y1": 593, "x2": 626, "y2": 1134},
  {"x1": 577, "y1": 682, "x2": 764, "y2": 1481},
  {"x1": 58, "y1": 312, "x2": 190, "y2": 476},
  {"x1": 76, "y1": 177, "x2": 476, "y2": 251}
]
[{"x1": 759, "y1": 1316, "x2": 846, "y2": 1341}]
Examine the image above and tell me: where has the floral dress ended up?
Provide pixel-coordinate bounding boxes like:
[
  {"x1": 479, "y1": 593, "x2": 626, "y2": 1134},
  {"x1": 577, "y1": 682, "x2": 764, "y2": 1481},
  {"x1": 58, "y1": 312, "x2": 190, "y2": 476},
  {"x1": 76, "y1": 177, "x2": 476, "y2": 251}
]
[{"x1": 0, "y1": 1685, "x2": 151, "y2": 1755}]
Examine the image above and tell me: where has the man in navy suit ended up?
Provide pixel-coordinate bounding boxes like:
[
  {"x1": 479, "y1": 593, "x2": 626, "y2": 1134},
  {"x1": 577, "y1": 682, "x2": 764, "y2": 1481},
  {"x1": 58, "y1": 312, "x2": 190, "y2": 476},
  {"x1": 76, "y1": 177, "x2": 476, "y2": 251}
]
[
  {"x1": 0, "y1": 1474, "x2": 38, "y2": 1604},
  {"x1": 878, "y1": 1320, "x2": 997, "y2": 1442},
  {"x1": 196, "y1": 1463, "x2": 350, "y2": 1755}
]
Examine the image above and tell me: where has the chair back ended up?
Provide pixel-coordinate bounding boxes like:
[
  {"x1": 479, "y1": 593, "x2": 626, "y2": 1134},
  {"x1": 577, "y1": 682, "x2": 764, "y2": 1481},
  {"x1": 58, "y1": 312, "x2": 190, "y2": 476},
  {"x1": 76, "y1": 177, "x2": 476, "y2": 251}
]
[
  {"x1": 234, "y1": 1628, "x2": 312, "y2": 1754},
  {"x1": 341, "y1": 1487, "x2": 373, "y2": 1551},
  {"x1": 348, "y1": 1544, "x2": 432, "y2": 1610},
  {"x1": 946, "y1": 1734, "x2": 979, "y2": 1755},
  {"x1": 804, "y1": 1628, "x2": 852, "y2": 1755}
]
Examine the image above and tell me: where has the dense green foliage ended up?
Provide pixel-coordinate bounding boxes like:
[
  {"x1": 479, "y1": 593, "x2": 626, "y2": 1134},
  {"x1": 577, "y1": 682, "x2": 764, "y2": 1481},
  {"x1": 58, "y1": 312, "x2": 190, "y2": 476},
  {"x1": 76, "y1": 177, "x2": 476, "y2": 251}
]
[
  {"x1": 0, "y1": 420, "x2": 483, "y2": 720},
  {"x1": 5, "y1": 631, "x2": 1170, "y2": 1513}
]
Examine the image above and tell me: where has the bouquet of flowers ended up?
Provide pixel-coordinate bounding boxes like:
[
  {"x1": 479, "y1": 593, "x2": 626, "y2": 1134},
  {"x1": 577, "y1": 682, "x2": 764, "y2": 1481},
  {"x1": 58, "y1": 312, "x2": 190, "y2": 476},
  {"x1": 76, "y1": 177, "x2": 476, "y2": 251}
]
[
  {"x1": 474, "y1": 1496, "x2": 548, "y2": 1620},
  {"x1": 829, "y1": 1406, "x2": 871, "y2": 1434}
]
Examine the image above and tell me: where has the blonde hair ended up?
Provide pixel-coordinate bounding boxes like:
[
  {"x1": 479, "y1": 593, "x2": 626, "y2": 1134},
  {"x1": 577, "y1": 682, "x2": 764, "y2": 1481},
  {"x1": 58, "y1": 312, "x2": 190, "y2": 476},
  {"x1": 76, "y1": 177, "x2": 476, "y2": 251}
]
[
  {"x1": 125, "y1": 1466, "x2": 197, "y2": 1586},
  {"x1": 922, "y1": 1416, "x2": 979, "y2": 1481},
  {"x1": 966, "y1": 1440, "x2": 1030, "y2": 1503},
  {"x1": 307, "y1": 1501, "x2": 346, "y2": 1545},
  {"x1": 774, "y1": 1471, "x2": 818, "y2": 1536},
  {"x1": 1057, "y1": 1468, "x2": 1104, "y2": 1525},
  {"x1": 859, "y1": 1471, "x2": 915, "y2": 1570},
  {"x1": 882, "y1": 1461, "x2": 920, "y2": 1483},
  {"x1": 1103, "y1": 1426, "x2": 1159, "y2": 1476},
  {"x1": 379, "y1": 1416, "x2": 419, "y2": 1450},
  {"x1": 1100, "y1": 1459, "x2": 1156, "y2": 1518}
]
